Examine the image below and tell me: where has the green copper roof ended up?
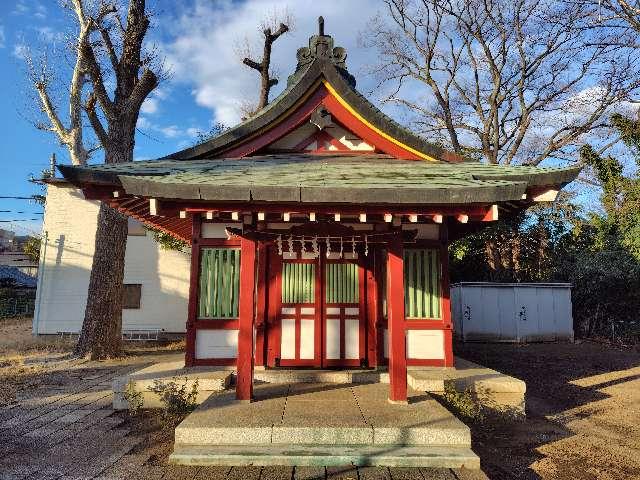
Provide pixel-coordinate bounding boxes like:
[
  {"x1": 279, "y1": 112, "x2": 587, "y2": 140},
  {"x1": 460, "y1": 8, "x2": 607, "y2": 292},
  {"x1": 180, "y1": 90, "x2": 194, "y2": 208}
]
[{"x1": 59, "y1": 154, "x2": 580, "y2": 205}]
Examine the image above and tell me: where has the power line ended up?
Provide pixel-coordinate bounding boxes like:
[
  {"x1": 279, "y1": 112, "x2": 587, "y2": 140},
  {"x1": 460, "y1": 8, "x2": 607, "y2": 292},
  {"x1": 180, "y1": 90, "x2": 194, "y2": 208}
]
[
  {"x1": 0, "y1": 196, "x2": 38, "y2": 199},
  {"x1": 0, "y1": 219, "x2": 42, "y2": 222},
  {"x1": 0, "y1": 211, "x2": 44, "y2": 214}
]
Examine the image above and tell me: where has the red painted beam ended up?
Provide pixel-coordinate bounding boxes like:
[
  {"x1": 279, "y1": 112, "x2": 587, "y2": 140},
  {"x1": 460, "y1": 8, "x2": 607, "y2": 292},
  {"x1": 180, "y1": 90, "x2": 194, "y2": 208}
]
[
  {"x1": 387, "y1": 234, "x2": 408, "y2": 403},
  {"x1": 236, "y1": 236, "x2": 257, "y2": 401},
  {"x1": 180, "y1": 203, "x2": 494, "y2": 217}
]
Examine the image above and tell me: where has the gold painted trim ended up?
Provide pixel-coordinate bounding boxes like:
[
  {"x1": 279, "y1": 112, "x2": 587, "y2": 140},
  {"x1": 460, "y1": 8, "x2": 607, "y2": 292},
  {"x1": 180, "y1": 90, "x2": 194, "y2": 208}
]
[{"x1": 322, "y1": 80, "x2": 438, "y2": 162}]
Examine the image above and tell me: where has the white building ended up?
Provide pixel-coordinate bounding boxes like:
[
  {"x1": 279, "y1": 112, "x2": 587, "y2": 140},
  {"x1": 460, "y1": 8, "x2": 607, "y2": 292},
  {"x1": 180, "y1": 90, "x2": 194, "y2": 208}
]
[{"x1": 33, "y1": 180, "x2": 190, "y2": 336}]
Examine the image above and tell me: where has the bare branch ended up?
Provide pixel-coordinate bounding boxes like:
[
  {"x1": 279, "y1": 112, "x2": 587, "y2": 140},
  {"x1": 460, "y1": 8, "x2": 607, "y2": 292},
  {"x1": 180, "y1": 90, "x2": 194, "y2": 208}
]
[
  {"x1": 363, "y1": 0, "x2": 640, "y2": 165},
  {"x1": 240, "y1": 10, "x2": 293, "y2": 111},
  {"x1": 85, "y1": 92, "x2": 109, "y2": 149},
  {"x1": 127, "y1": 68, "x2": 158, "y2": 115},
  {"x1": 242, "y1": 58, "x2": 262, "y2": 71}
]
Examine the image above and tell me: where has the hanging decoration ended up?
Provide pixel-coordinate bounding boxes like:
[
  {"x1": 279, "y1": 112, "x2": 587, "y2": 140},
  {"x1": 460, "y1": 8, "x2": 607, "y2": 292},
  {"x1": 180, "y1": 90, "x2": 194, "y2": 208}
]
[
  {"x1": 287, "y1": 235, "x2": 294, "y2": 255},
  {"x1": 224, "y1": 226, "x2": 408, "y2": 258}
]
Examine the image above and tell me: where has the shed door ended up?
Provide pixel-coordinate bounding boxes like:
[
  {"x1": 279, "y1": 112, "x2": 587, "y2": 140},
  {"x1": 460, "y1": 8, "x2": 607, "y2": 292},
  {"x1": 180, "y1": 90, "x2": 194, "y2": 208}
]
[{"x1": 514, "y1": 287, "x2": 541, "y2": 342}]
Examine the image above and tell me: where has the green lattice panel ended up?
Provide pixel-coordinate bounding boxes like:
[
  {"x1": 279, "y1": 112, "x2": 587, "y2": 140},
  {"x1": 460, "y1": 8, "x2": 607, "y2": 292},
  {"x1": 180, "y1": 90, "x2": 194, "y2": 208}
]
[
  {"x1": 198, "y1": 248, "x2": 241, "y2": 318},
  {"x1": 404, "y1": 249, "x2": 441, "y2": 319}
]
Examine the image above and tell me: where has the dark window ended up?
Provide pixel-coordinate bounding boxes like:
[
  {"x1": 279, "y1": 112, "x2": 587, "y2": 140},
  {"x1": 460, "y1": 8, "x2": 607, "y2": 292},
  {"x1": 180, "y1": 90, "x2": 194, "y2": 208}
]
[{"x1": 123, "y1": 284, "x2": 142, "y2": 309}]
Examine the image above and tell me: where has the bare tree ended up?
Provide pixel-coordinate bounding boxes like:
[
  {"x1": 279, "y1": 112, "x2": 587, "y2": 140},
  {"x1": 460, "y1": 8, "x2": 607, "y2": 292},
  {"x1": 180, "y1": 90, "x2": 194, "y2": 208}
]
[
  {"x1": 590, "y1": 0, "x2": 640, "y2": 33},
  {"x1": 240, "y1": 11, "x2": 293, "y2": 113},
  {"x1": 364, "y1": 0, "x2": 640, "y2": 165},
  {"x1": 28, "y1": 0, "x2": 162, "y2": 358}
]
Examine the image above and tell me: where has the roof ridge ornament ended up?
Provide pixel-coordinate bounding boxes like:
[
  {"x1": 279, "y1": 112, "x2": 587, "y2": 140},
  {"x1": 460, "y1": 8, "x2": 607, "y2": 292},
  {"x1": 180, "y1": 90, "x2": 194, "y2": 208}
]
[{"x1": 290, "y1": 16, "x2": 355, "y2": 87}]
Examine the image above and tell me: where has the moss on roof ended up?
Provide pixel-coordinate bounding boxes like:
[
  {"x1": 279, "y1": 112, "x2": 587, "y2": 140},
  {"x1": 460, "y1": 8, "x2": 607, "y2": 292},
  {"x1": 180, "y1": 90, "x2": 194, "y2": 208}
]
[{"x1": 60, "y1": 153, "x2": 581, "y2": 205}]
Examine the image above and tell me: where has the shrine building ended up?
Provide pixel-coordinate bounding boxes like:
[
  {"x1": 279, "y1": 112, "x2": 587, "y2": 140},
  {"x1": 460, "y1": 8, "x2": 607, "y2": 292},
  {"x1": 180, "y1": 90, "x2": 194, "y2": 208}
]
[{"x1": 59, "y1": 19, "x2": 580, "y2": 403}]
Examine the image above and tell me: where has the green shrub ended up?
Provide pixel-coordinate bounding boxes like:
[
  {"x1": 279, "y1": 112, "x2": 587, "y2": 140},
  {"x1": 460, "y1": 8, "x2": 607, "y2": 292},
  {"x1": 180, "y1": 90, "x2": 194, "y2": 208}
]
[
  {"x1": 122, "y1": 381, "x2": 143, "y2": 416},
  {"x1": 147, "y1": 376, "x2": 199, "y2": 417},
  {"x1": 440, "y1": 383, "x2": 485, "y2": 423}
]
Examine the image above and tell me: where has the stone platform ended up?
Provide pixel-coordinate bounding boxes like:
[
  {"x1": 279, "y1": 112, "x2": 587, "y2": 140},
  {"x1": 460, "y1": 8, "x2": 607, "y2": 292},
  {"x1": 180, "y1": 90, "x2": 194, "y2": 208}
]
[
  {"x1": 112, "y1": 359, "x2": 232, "y2": 410},
  {"x1": 169, "y1": 383, "x2": 480, "y2": 469},
  {"x1": 408, "y1": 358, "x2": 526, "y2": 416},
  {"x1": 113, "y1": 356, "x2": 525, "y2": 415},
  {"x1": 256, "y1": 357, "x2": 526, "y2": 416}
]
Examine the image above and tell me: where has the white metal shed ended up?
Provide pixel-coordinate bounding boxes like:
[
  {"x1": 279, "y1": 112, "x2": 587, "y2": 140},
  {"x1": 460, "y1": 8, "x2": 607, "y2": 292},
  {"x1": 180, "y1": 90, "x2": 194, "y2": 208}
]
[{"x1": 451, "y1": 282, "x2": 573, "y2": 343}]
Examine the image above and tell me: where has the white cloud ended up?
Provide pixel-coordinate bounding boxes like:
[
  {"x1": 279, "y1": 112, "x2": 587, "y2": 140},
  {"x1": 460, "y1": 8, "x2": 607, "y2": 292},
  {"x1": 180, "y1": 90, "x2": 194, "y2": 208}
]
[
  {"x1": 153, "y1": 87, "x2": 169, "y2": 100},
  {"x1": 158, "y1": 0, "x2": 382, "y2": 127},
  {"x1": 12, "y1": 43, "x2": 28, "y2": 60},
  {"x1": 13, "y1": 1, "x2": 29, "y2": 15},
  {"x1": 34, "y1": 3, "x2": 47, "y2": 20},
  {"x1": 0, "y1": 26, "x2": 5, "y2": 49},
  {"x1": 141, "y1": 97, "x2": 159, "y2": 114},
  {"x1": 136, "y1": 116, "x2": 201, "y2": 140},
  {"x1": 186, "y1": 127, "x2": 201, "y2": 138},
  {"x1": 160, "y1": 125, "x2": 182, "y2": 138},
  {"x1": 137, "y1": 117, "x2": 151, "y2": 129},
  {"x1": 13, "y1": 1, "x2": 46, "y2": 19},
  {"x1": 36, "y1": 26, "x2": 63, "y2": 43}
]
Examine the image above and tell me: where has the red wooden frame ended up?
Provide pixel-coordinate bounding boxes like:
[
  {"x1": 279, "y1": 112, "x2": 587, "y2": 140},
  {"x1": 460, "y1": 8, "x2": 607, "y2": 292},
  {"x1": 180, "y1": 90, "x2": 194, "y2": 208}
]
[
  {"x1": 440, "y1": 223, "x2": 454, "y2": 367},
  {"x1": 387, "y1": 234, "x2": 408, "y2": 402},
  {"x1": 275, "y1": 256, "x2": 322, "y2": 367},
  {"x1": 321, "y1": 254, "x2": 367, "y2": 367},
  {"x1": 292, "y1": 129, "x2": 351, "y2": 153},
  {"x1": 255, "y1": 242, "x2": 268, "y2": 367},
  {"x1": 236, "y1": 236, "x2": 257, "y2": 401},
  {"x1": 365, "y1": 248, "x2": 379, "y2": 368},
  {"x1": 185, "y1": 215, "x2": 201, "y2": 367},
  {"x1": 184, "y1": 222, "x2": 455, "y2": 377},
  {"x1": 188, "y1": 234, "x2": 246, "y2": 367}
]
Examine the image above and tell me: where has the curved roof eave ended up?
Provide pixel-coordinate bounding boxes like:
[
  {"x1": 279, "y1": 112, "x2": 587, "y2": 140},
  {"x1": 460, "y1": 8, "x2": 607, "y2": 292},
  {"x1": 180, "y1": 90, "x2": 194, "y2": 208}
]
[{"x1": 161, "y1": 58, "x2": 462, "y2": 163}]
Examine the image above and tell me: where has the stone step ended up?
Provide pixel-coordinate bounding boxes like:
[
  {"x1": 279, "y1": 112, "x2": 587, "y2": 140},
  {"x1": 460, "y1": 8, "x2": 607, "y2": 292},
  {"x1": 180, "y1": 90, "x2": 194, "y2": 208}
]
[
  {"x1": 174, "y1": 384, "x2": 471, "y2": 448},
  {"x1": 254, "y1": 369, "x2": 389, "y2": 384},
  {"x1": 169, "y1": 444, "x2": 481, "y2": 469},
  {"x1": 175, "y1": 422, "x2": 470, "y2": 447}
]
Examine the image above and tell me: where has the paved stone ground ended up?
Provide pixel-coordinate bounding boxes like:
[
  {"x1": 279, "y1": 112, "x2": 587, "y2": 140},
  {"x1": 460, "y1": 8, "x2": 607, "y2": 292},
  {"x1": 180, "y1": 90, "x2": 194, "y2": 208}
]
[{"x1": 0, "y1": 356, "x2": 487, "y2": 480}]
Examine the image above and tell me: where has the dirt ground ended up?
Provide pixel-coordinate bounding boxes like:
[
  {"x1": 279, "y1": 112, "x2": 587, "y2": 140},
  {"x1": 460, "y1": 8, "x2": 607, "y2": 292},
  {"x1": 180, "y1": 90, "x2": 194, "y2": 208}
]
[
  {"x1": 2, "y1": 317, "x2": 639, "y2": 479},
  {"x1": 455, "y1": 341, "x2": 640, "y2": 480}
]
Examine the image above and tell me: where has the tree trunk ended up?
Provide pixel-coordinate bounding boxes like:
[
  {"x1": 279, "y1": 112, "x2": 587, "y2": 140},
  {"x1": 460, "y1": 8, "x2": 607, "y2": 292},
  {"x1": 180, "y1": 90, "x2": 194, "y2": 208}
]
[{"x1": 74, "y1": 202, "x2": 128, "y2": 359}]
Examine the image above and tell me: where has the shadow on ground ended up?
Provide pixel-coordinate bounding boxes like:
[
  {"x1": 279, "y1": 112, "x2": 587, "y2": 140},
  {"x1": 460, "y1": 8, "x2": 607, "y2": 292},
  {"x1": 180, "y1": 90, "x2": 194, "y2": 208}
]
[{"x1": 455, "y1": 340, "x2": 640, "y2": 480}]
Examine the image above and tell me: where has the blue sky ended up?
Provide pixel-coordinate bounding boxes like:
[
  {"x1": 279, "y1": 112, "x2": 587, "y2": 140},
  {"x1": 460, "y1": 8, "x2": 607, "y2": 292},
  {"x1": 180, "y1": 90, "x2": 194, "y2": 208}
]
[{"x1": 0, "y1": 0, "x2": 603, "y2": 236}]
